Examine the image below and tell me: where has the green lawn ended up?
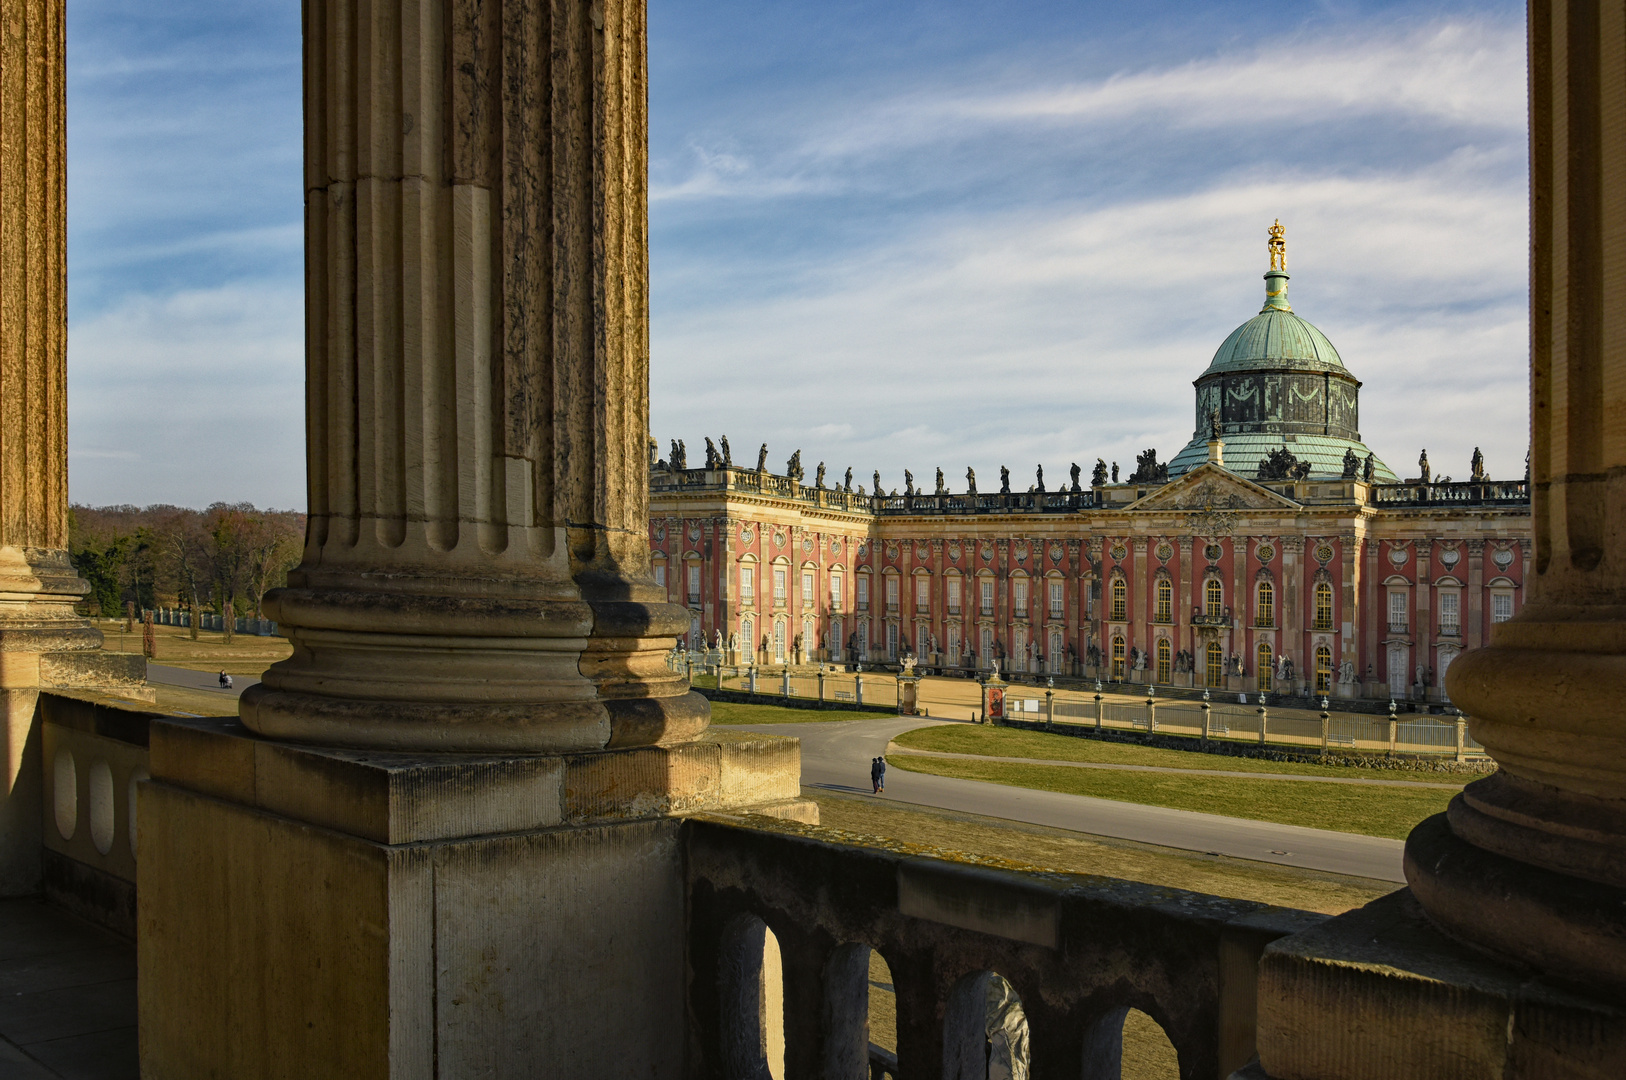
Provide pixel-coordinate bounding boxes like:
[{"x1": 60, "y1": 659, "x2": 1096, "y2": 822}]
[
  {"x1": 707, "y1": 700, "x2": 894, "y2": 725},
  {"x1": 885, "y1": 753, "x2": 1455, "y2": 839},
  {"x1": 891, "y1": 724, "x2": 1471, "y2": 785}
]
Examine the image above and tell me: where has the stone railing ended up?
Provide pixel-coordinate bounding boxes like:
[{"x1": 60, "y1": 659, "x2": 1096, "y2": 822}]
[
  {"x1": 650, "y1": 468, "x2": 1106, "y2": 516},
  {"x1": 685, "y1": 813, "x2": 1321, "y2": 1079},
  {"x1": 37, "y1": 692, "x2": 161, "y2": 937},
  {"x1": 1367, "y1": 479, "x2": 1528, "y2": 507}
]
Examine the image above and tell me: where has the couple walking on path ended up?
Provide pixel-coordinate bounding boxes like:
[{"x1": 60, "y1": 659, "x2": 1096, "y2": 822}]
[{"x1": 870, "y1": 755, "x2": 886, "y2": 794}]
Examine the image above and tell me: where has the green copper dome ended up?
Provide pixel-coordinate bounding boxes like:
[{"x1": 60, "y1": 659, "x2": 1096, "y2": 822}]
[{"x1": 1199, "y1": 269, "x2": 1348, "y2": 376}]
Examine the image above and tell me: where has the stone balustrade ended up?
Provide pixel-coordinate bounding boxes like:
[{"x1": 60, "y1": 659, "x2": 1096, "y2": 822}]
[{"x1": 685, "y1": 813, "x2": 1320, "y2": 1079}]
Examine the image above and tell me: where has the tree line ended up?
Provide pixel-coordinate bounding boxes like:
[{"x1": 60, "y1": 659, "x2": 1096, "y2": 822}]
[{"x1": 68, "y1": 503, "x2": 305, "y2": 619}]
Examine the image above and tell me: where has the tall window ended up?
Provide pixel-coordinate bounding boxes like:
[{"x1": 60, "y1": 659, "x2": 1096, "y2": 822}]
[
  {"x1": 1156, "y1": 638, "x2": 1171, "y2": 682},
  {"x1": 1388, "y1": 590, "x2": 1408, "y2": 632},
  {"x1": 1013, "y1": 580, "x2": 1028, "y2": 614},
  {"x1": 801, "y1": 571, "x2": 814, "y2": 604},
  {"x1": 739, "y1": 566, "x2": 754, "y2": 602},
  {"x1": 1257, "y1": 642, "x2": 1274, "y2": 692},
  {"x1": 830, "y1": 617, "x2": 842, "y2": 655},
  {"x1": 654, "y1": 564, "x2": 666, "y2": 589},
  {"x1": 773, "y1": 568, "x2": 787, "y2": 603},
  {"x1": 858, "y1": 620, "x2": 869, "y2": 657},
  {"x1": 1388, "y1": 644, "x2": 1408, "y2": 697},
  {"x1": 980, "y1": 579, "x2": 994, "y2": 615},
  {"x1": 773, "y1": 620, "x2": 786, "y2": 663},
  {"x1": 1049, "y1": 581, "x2": 1064, "y2": 618},
  {"x1": 948, "y1": 578, "x2": 961, "y2": 613},
  {"x1": 980, "y1": 627, "x2": 993, "y2": 665},
  {"x1": 1112, "y1": 636, "x2": 1126, "y2": 679},
  {"x1": 1315, "y1": 645, "x2": 1332, "y2": 694},
  {"x1": 885, "y1": 576, "x2": 899, "y2": 608},
  {"x1": 947, "y1": 625, "x2": 961, "y2": 661},
  {"x1": 687, "y1": 564, "x2": 701, "y2": 603},
  {"x1": 886, "y1": 622, "x2": 899, "y2": 659},
  {"x1": 1049, "y1": 631, "x2": 1063, "y2": 670},
  {"x1": 1314, "y1": 582, "x2": 1333, "y2": 630},
  {"x1": 1155, "y1": 578, "x2": 1171, "y2": 622},
  {"x1": 1206, "y1": 641, "x2": 1223, "y2": 686},
  {"x1": 917, "y1": 624, "x2": 930, "y2": 658},
  {"x1": 830, "y1": 573, "x2": 843, "y2": 608},
  {"x1": 1439, "y1": 591, "x2": 1460, "y2": 634},
  {"x1": 1492, "y1": 593, "x2": 1513, "y2": 623},
  {"x1": 1256, "y1": 581, "x2": 1274, "y2": 627},
  {"x1": 741, "y1": 616, "x2": 755, "y2": 657},
  {"x1": 1205, "y1": 579, "x2": 1223, "y2": 618},
  {"x1": 1013, "y1": 627, "x2": 1028, "y2": 671},
  {"x1": 1111, "y1": 577, "x2": 1126, "y2": 621},
  {"x1": 916, "y1": 577, "x2": 931, "y2": 612},
  {"x1": 857, "y1": 576, "x2": 869, "y2": 609}
]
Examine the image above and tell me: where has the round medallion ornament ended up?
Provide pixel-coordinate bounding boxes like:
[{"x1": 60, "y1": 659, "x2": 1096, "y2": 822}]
[
  {"x1": 1050, "y1": 543, "x2": 1064, "y2": 564},
  {"x1": 773, "y1": 529, "x2": 787, "y2": 549},
  {"x1": 1013, "y1": 542, "x2": 1029, "y2": 563},
  {"x1": 1315, "y1": 542, "x2": 1335, "y2": 565},
  {"x1": 739, "y1": 523, "x2": 754, "y2": 544},
  {"x1": 980, "y1": 543, "x2": 993, "y2": 563},
  {"x1": 1255, "y1": 543, "x2": 1275, "y2": 563},
  {"x1": 1110, "y1": 542, "x2": 1128, "y2": 562},
  {"x1": 830, "y1": 538, "x2": 842, "y2": 556},
  {"x1": 653, "y1": 522, "x2": 665, "y2": 542},
  {"x1": 1440, "y1": 546, "x2": 1460, "y2": 570},
  {"x1": 948, "y1": 542, "x2": 962, "y2": 561},
  {"x1": 885, "y1": 542, "x2": 900, "y2": 561},
  {"x1": 916, "y1": 545, "x2": 931, "y2": 561},
  {"x1": 1203, "y1": 543, "x2": 1222, "y2": 562},
  {"x1": 802, "y1": 536, "x2": 814, "y2": 554},
  {"x1": 1493, "y1": 547, "x2": 1515, "y2": 571},
  {"x1": 857, "y1": 540, "x2": 870, "y2": 558},
  {"x1": 687, "y1": 522, "x2": 701, "y2": 542},
  {"x1": 1155, "y1": 541, "x2": 1174, "y2": 563},
  {"x1": 1388, "y1": 544, "x2": 1409, "y2": 567}
]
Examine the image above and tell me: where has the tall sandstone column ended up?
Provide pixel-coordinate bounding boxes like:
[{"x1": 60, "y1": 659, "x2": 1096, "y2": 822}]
[
  {"x1": 1408, "y1": 0, "x2": 1626, "y2": 994},
  {"x1": 139, "y1": 2, "x2": 804, "y2": 1075},
  {"x1": 0, "y1": 0, "x2": 105, "y2": 895},
  {"x1": 239, "y1": 0, "x2": 702, "y2": 753}
]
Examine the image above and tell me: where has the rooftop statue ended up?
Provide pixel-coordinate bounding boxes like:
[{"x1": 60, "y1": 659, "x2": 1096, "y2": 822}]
[
  {"x1": 815, "y1": 462, "x2": 826, "y2": 489},
  {"x1": 1111, "y1": 462, "x2": 1119, "y2": 482},
  {"x1": 757, "y1": 443, "x2": 768, "y2": 471},
  {"x1": 1210, "y1": 406, "x2": 1222, "y2": 440},
  {"x1": 1035, "y1": 464, "x2": 1045, "y2": 492},
  {"x1": 1268, "y1": 218, "x2": 1287, "y2": 272},
  {"x1": 966, "y1": 467, "x2": 977, "y2": 495},
  {"x1": 843, "y1": 466, "x2": 853, "y2": 492},
  {"x1": 1257, "y1": 445, "x2": 1308, "y2": 481},
  {"x1": 873, "y1": 470, "x2": 881, "y2": 495},
  {"x1": 1419, "y1": 449, "x2": 1431, "y2": 485},
  {"x1": 904, "y1": 470, "x2": 915, "y2": 497},
  {"x1": 787, "y1": 450, "x2": 804, "y2": 481},
  {"x1": 1343, "y1": 448, "x2": 1359, "y2": 478},
  {"x1": 720, "y1": 434, "x2": 732, "y2": 466},
  {"x1": 1471, "y1": 446, "x2": 1486, "y2": 482},
  {"x1": 670, "y1": 439, "x2": 687, "y2": 471},
  {"x1": 1092, "y1": 458, "x2": 1108, "y2": 486},
  {"x1": 1364, "y1": 453, "x2": 1375, "y2": 483},
  {"x1": 1128, "y1": 448, "x2": 1168, "y2": 484},
  {"x1": 703, "y1": 437, "x2": 721, "y2": 469},
  {"x1": 935, "y1": 467, "x2": 945, "y2": 495},
  {"x1": 1000, "y1": 466, "x2": 1011, "y2": 494},
  {"x1": 1070, "y1": 462, "x2": 1081, "y2": 492}
]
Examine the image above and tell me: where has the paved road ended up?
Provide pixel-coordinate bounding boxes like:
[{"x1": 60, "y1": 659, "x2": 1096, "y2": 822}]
[
  {"x1": 146, "y1": 663, "x2": 258, "y2": 699},
  {"x1": 736, "y1": 716, "x2": 1406, "y2": 883}
]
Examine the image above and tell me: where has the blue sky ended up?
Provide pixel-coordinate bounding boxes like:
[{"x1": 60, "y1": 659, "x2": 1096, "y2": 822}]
[{"x1": 66, "y1": 0, "x2": 1529, "y2": 508}]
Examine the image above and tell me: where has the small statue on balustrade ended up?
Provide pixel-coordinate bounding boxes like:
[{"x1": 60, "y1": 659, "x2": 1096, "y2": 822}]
[
  {"x1": 843, "y1": 467, "x2": 853, "y2": 492},
  {"x1": 757, "y1": 443, "x2": 768, "y2": 472},
  {"x1": 815, "y1": 462, "x2": 826, "y2": 489},
  {"x1": 703, "y1": 437, "x2": 721, "y2": 469},
  {"x1": 1111, "y1": 462, "x2": 1120, "y2": 482},
  {"x1": 904, "y1": 470, "x2": 915, "y2": 497},
  {"x1": 1070, "y1": 462, "x2": 1081, "y2": 492},
  {"x1": 720, "y1": 435, "x2": 732, "y2": 466},
  {"x1": 999, "y1": 466, "x2": 1011, "y2": 494},
  {"x1": 1363, "y1": 453, "x2": 1375, "y2": 483},
  {"x1": 966, "y1": 467, "x2": 977, "y2": 495},
  {"x1": 670, "y1": 439, "x2": 688, "y2": 470},
  {"x1": 1470, "y1": 446, "x2": 1486, "y2": 482},
  {"x1": 1342, "y1": 448, "x2": 1359, "y2": 478},
  {"x1": 1035, "y1": 464, "x2": 1045, "y2": 492},
  {"x1": 1418, "y1": 449, "x2": 1431, "y2": 484},
  {"x1": 935, "y1": 467, "x2": 945, "y2": 495},
  {"x1": 873, "y1": 470, "x2": 882, "y2": 495},
  {"x1": 787, "y1": 450, "x2": 804, "y2": 481}
]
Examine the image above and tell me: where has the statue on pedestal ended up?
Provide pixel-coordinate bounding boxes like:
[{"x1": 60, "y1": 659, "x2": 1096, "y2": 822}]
[
  {"x1": 1070, "y1": 462, "x2": 1081, "y2": 492},
  {"x1": 904, "y1": 470, "x2": 915, "y2": 497},
  {"x1": 1470, "y1": 446, "x2": 1486, "y2": 481},
  {"x1": 704, "y1": 437, "x2": 721, "y2": 469},
  {"x1": 787, "y1": 450, "x2": 804, "y2": 481},
  {"x1": 1111, "y1": 462, "x2": 1119, "y2": 482},
  {"x1": 935, "y1": 467, "x2": 945, "y2": 495},
  {"x1": 1363, "y1": 453, "x2": 1375, "y2": 483},
  {"x1": 757, "y1": 443, "x2": 768, "y2": 471},
  {"x1": 1418, "y1": 449, "x2": 1431, "y2": 484},
  {"x1": 1339, "y1": 659, "x2": 1356, "y2": 686},
  {"x1": 1087, "y1": 643, "x2": 1100, "y2": 667},
  {"x1": 815, "y1": 462, "x2": 826, "y2": 489},
  {"x1": 1035, "y1": 464, "x2": 1045, "y2": 492},
  {"x1": 720, "y1": 435, "x2": 732, "y2": 466},
  {"x1": 843, "y1": 467, "x2": 853, "y2": 492},
  {"x1": 1092, "y1": 458, "x2": 1108, "y2": 487},
  {"x1": 1210, "y1": 407, "x2": 1222, "y2": 440},
  {"x1": 1342, "y1": 448, "x2": 1359, "y2": 477},
  {"x1": 966, "y1": 467, "x2": 977, "y2": 495},
  {"x1": 873, "y1": 470, "x2": 882, "y2": 495},
  {"x1": 670, "y1": 439, "x2": 688, "y2": 470},
  {"x1": 999, "y1": 466, "x2": 1011, "y2": 494}
]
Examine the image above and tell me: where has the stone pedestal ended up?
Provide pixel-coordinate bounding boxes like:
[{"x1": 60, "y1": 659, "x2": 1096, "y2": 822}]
[
  {"x1": 139, "y1": 715, "x2": 811, "y2": 1079},
  {"x1": 1249, "y1": 887, "x2": 1625, "y2": 1080}
]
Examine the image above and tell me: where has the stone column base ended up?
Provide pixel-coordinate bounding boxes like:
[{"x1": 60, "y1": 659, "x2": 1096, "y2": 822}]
[
  {"x1": 138, "y1": 716, "x2": 812, "y2": 1080},
  {"x1": 1246, "y1": 888, "x2": 1625, "y2": 1080}
]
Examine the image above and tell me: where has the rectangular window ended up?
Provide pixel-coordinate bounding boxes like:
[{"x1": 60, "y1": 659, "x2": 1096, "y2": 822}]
[
  {"x1": 654, "y1": 565, "x2": 665, "y2": 588},
  {"x1": 829, "y1": 574, "x2": 843, "y2": 607},
  {"x1": 1049, "y1": 581, "x2": 1064, "y2": 617},
  {"x1": 1492, "y1": 593, "x2": 1513, "y2": 623},
  {"x1": 739, "y1": 567, "x2": 754, "y2": 601},
  {"x1": 1388, "y1": 590, "x2": 1408, "y2": 633},
  {"x1": 802, "y1": 571, "x2": 814, "y2": 604},
  {"x1": 857, "y1": 576, "x2": 869, "y2": 608},
  {"x1": 687, "y1": 565, "x2": 701, "y2": 601},
  {"x1": 773, "y1": 568, "x2": 787, "y2": 602},
  {"x1": 885, "y1": 576, "x2": 899, "y2": 608},
  {"x1": 1439, "y1": 592, "x2": 1460, "y2": 634},
  {"x1": 1014, "y1": 580, "x2": 1028, "y2": 613},
  {"x1": 916, "y1": 577, "x2": 930, "y2": 612},
  {"x1": 980, "y1": 580, "x2": 994, "y2": 615},
  {"x1": 948, "y1": 578, "x2": 961, "y2": 613}
]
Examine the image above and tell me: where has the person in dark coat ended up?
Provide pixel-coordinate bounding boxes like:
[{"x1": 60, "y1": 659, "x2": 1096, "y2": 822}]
[{"x1": 874, "y1": 756, "x2": 886, "y2": 794}]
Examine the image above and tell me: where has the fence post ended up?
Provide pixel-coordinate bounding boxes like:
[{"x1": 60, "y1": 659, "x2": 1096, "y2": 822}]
[
  {"x1": 817, "y1": 667, "x2": 826, "y2": 704},
  {"x1": 1045, "y1": 688, "x2": 1054, "y2": 730},
  {"x1": 749, "y1": 664, "x2": 758, "y2": 694},
  {"x1": 1094, "y1": 691, "x2": 1104, "y2": 732},
  {"x1": 1455, "y1": 714, "x2": 1466, "y2": 762},
  {"x1": 1257, "y1": 705, "x2": 1268, "y2": 746},
  {"x1": 1200, "y1": 700, "x2": 1211, "y2": 745},
  {"x1": 1320, "y1": 698, "x2": 1331, "y2": 753},
  {"x1": 855, "y1": 673, "x2": 864, "y2": 707},
  {"x1": 782, "y1": 669, "x2": 791, "y2": 697},
  {"x1": 1145, "y1": 688, "x2": 1156, "y2": 733}
]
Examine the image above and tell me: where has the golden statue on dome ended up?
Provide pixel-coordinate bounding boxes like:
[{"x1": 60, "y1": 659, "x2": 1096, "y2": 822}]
[{"x1": 1268, "y1": 219, "x2": 1286, "y2": 271}]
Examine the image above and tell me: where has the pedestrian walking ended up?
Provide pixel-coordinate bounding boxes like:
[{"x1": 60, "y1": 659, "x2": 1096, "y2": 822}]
[
  {"x1": 218, "y1": 670, "x2": 233, "y2": 689},
  {"x1": 870, "y1": 756, "x2": 881, "y2": 794},
  {"x1": 876, "y1": 755, "x2": 886, "y2": 793}
]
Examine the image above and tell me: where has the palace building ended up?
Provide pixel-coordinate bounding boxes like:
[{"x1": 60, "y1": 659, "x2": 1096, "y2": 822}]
[{"x1": 648, "y1": 227, "x2": 1530, "y2": 703}]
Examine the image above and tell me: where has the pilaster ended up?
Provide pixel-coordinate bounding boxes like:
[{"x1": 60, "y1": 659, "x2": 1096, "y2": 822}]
[{"x1": 1465, "y1": 539, "x2": 1484, "y2": 651}]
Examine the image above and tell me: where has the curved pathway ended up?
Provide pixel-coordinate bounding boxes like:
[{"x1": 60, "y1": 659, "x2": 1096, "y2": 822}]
[{"x1": 732, "y1": 716, "x2": 1406, "y2": 883}]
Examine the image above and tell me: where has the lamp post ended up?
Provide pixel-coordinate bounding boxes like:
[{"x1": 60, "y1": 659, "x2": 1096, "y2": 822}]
[
  {"x1": 1320, "y1": 696, "x2": 1331, "y2": 753},
  {"x1": 1045, "y1": 675, "x2": 1055, "y2": 731}
]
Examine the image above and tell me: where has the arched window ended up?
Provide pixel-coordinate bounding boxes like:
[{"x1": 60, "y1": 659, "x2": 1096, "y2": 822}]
[
  {"x1": 1111, "y1": 577, "x2": 1127, "y2": 621},
  {"x1": 1314, "y1": 582, "x2": 1334, "y2": 630},
  {"x1": 1205, "y1": 641, "x2": 1224, "y2": 687},
  {"x1": 1155, "y1": 578, "x2": 1172, "y2": 622},
  {"x1": 1256, "y1": 581, "x2": 1274, "y2": 627},
  {"x1": 1315, "y1": 645, "x2": 1333, "y2": 694},
  {"x1": 1156, "y1": 638, "x2": 1171, "y2": 682},
  {"x1": 741, "y1": 615, "x2": 755, "y2": 660},
  {"x1": 1111, "y1": 636, "x2": 1126, "y2": 679},
  {"x1": 1205, "y1": 578, "x2": 1223, "y2": 618},
  {"x1": 1257, "y1": 642, "x2": 1273, "y2": 692},
  {"x1": 773, "y1": 619, "x2": 787, "y2": 663}
]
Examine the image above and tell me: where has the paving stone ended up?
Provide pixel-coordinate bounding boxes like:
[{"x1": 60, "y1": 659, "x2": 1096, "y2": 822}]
[{"x1": 24, "y1": 1026, "x2": 139, "y2": 1080}]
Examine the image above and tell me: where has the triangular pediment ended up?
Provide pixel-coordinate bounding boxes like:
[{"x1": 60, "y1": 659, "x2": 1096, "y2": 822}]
[{"x1": 1126, "y1": 463, "x2": 1300, "y2": 512}]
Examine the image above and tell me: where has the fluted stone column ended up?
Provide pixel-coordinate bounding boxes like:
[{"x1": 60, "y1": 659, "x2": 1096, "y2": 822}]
[
  {"x1": 241, "y1": 0, "x2": 701, "y2": 753},
  {"x1": 0, "y1": 0, "x2": 118, "y2": 896},
  {"x1": 1408, "y1": 0, "x2": 1626, "y2": 995}
]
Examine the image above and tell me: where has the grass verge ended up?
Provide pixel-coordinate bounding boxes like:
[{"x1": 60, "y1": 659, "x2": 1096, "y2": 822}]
[
  {"x1": 885, "y1": 754, "x2": 1449, "y2": 839},
  {"x1": 708, "y1": 700, "x2": 893, "y2": 725},
  {"x1": 892, "y1": 724, "x2": 1470, "y2": 785}
]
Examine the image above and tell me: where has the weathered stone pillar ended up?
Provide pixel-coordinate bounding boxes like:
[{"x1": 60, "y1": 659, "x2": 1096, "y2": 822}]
[
  {"x1": 240, "y1": 0, "x2": 701, "y2": 753},
  {"x1": 0, "y1": 0, "x2": 144, "y2": 896},
  {"x1": 139, "y1": 3, "x2": 806, "y2": 1077},
  {"x1": 1408, "y1": 0, "x2": 1626, "y2": 995}
]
